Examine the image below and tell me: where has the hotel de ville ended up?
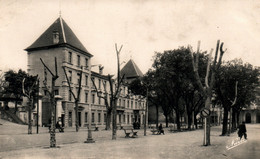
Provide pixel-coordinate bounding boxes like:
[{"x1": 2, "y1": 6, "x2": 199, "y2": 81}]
[{"x1": 24, "y1": 16, "x2": 146, "y2": 128}]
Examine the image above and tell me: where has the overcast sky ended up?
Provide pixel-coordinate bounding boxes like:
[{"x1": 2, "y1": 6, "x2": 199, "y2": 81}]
[{"x1": 0, "y1": 0, "x2": 259, "y2": 75}]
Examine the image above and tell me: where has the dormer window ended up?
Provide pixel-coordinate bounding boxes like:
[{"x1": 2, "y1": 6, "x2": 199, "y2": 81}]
[{"x1": 53, "y1": 31, "x2": 59, "y2": 44}]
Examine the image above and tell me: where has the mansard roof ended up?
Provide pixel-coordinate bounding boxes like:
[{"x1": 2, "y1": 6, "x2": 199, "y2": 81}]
[
  {"x1": 25, "y1": 17, "x2": 92, "y2": 56},
  {"x1": 120, "y1": 59, "x2": 143, "y2": 79}
]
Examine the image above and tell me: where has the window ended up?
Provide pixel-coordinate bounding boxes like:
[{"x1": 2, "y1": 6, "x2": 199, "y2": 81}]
[
  {"x1": 69, "y1": 90, "x2": 72, "y2": 101},
  {"x1": 68, "y1": 52, "x2": 72, "y2": 63},
  {"x1": 98, "y1": 96, "x2": 101, "y2": 105},
  {"x1": 85, "y1": 58, "x2": 88, "y2": 68},
  {"x1": 85, "y1": 92, "x2": 88, "y2": 103},
  {"x1": 92, "y1": 94, "x2": 95, "y2": 104},
  {"x1": 77, "y1": 55, "x2": 80, "y2": 66},
  {"x1": 119, "y1": 99, "x2": 121, "y2": 106},
  {"x1": 104, "y1": 113, "x2": 107, "y2": 123},
  {"x1": 104, "y1": 81, "x2": 107, "y2": 91},
  {"x1": 127, "y1": 115, "x2": 129, "y2": 124},
  {"x1": 85, "y1": 75, "x2": 88, "y2": 86},
  {"x1": 54, "y1": 90, "x2": 59, "y2": 95},
  {"x1": 98, "y1": 113, "x2": 101, "y2": 123},
  {"x1": 77, "y1": 73, "x2": 81, "y2": 85},
  {"x1": 76, "y1": 88, "x2": 80, "y2": 101},
  {"x1": 68, "y1": 71, "x2": 72, "y2": 83},
  {"x1": 127, "y1": 100, "x2": 129, "y2": 108},
  {"x1": 119, "y1": 114, "x2": 121, "y2": 123},
  {"x1": 85, "y1": 112, "x2": 88, "y2": 123},
  {"x1": 131, "y1": 101, "x2": 133, "y2": 108},
  {"x1": 98, "y1": 79, "x2": 101, "y2": 89},
  {"x1": 123, "y1": 99, "x2": 125, "y2": 107},
  {"x1": 135, "y1": 102, "x2": 137, "y2": 109},
  {"x1": 92, "y1": 112, "x2": 95, "y2": 123},
  {"x1": 123, "y1": 115, "x2": 125, "y2": 123},
  {"x1": 91, "y1": 77, "x2": 95, "y2": 88}
]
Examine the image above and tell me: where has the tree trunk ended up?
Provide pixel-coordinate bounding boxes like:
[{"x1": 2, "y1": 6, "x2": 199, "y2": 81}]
[
  {"x1": 28, "y1": 99, "x2": 32, "y2": 134},
  {"x1": 112, "y1": 100, "x2": 117, "y2": 140},
  {"x1": 50, "y1": 95, "x2": 56, "y2": 147},
  {"x1": 232, "y1": 110, "x2": 237, "y2": 131},
  {"x1": 203, "y1": 97, "x2": 211, "y2": 146},
  {"x1": 15, "y1": 100, "x2": 18, "y2": 114},
  {"x1": 106, "y1": 109, "x2": 112, "y2": 130},
  {"x1": 176, "y1": 110, "x2": 181, "y2": 131},
  {"x1": 194, "y1": 113, "x2": 198, "y2": 129},
  {"x1": 221, "y1": 107, "x2": 229, "y2": 136},
  {"x1": 75, "y1": 101, "x2": 79, "y2": 132},
  {"x1": 165, "y1": 114, "x2": 168, "y2": 128},
  {"x1": 156, "y1": 105, "x2": 159, "y2": 128},
  {"x1": 187, "y1": 111, "x2": 192, "y2": 130}
]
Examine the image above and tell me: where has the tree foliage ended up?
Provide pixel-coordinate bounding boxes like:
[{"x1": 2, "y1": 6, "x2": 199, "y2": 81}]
[
  {"x1": 3, "y1": 69, "x2": 37, "y2": 111},
  {"x1": 215, "y1": 59, "x2": 259, "y2": 135}
]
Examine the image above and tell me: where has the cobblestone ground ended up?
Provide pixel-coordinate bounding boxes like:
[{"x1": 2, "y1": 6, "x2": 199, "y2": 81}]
[{"x1": 0, "y1": 119, "x2": 259, "y2": 159}]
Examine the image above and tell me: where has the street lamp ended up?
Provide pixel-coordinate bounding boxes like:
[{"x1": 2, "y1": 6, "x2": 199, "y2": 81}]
[{"x1": 85, "y1": 65, "x2": 99, "y2": 143}]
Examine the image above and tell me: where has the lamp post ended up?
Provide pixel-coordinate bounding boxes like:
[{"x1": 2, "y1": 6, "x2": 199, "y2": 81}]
[
  {"x1": 144, "y1": 86, "x2": 148, "y2": 136},
  {"x1": 85, "y1": 65, "x2": 98, "y2": 143}
]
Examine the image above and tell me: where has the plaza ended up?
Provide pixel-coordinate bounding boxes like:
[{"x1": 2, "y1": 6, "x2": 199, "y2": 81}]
[{"x1": 1, "y1": 119, "x2": 260, "y2": 159}]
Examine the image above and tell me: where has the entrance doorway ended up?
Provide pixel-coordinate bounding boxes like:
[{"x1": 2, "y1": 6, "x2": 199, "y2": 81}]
[
  {"x1": 256, "y1": 112, "x2": 260, "y2": 123},
  {"x1": 68, "y1": 112, "x2": 72, "y2": 127},
  {"x1": 245, "y1": 113, "x2": 251, "y2": 123},
  {"x1": 61, "y1": 114, "x2": 65, "y2": 127},
  {"x1": 78, "y1": 112, "x2": 81, "y2": 127}
]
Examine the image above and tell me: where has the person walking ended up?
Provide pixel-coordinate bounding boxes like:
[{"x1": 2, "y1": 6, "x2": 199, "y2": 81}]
[
  {"x1": 158, "y1": 123, "x2": 165, "y2": 135},
  {"x1": 238, "y1": 121, "x2": 247, "y2": 140}
]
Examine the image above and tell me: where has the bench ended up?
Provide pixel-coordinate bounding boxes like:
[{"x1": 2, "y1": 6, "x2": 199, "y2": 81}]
[
  {"x1": 47, "y1": 124, "x2": 64, "y2": 133},
  {"x1": 123, "y1": 126, "x2": 138, "y2": 138},
  {"x1": 169, "y1": 125, "x2": 175, "y2": 132},
  {"x1": 85, "y1": 123, "x2": 99, "y2": 131},
  {"x1": 150, "y1": 127, "x2": 160, "y2": 135}
]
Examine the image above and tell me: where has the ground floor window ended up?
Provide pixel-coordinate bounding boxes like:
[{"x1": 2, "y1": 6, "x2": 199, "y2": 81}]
[
  {"x1": 85, "y1": 112, "x2": 88, "y2": 123},
  {"x1": 98, "y1": 112, "x2": 101, "y2": 123},
  {"x1": 92, "y1": 112, "x2": 95, "y2": 123},
  {"x1": 104, "y1": 113, "x2": 107, "y2": 123}
]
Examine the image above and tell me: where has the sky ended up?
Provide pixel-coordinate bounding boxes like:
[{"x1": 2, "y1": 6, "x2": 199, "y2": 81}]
[{"x1": 0, "y1": 0, "x2": 260, "y2": 75}]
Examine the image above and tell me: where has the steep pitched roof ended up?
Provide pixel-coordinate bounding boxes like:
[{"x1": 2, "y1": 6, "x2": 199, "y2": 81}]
[
  {"x1": 120, "y1": 59, "x2": 143, "y2": 79},
  {"x1": 25, "y1": 17, "x2": 91, "y2": 56}
]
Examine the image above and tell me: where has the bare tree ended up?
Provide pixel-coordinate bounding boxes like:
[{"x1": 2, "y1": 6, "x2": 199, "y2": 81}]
[
  {"x1": 189, "y1": 40, "x2": 226, "y2": 146},
  {"x1": 90, "y1": 73, "x2": 112, "y2": 130},
  {"x1": 40, "y1": 57, "x2": 59, "y2": 148},
  {"x1": 62, "y1": 66, "x2": 83, "y2": 132},
  {"x1": 111, "y1": 43, "x2": 124, "y2": 140}
]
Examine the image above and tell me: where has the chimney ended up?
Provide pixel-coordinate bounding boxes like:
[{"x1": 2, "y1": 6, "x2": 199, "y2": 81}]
[
  {"x1": 99, "y1": 65, "x2": 104, "y2": 75},
  {"x1": 53, "y1": 31, "x2": 59, "y2": 44}
]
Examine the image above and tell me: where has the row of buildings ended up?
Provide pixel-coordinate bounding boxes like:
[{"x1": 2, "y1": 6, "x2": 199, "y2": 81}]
[{"x1": 22, "y1": 16, "x2": 146, "y2": 128}]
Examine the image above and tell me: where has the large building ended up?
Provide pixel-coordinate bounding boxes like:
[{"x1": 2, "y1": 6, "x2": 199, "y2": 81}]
[{"x1": 25, "y1": 16, "x2": 146, "y2": 128}]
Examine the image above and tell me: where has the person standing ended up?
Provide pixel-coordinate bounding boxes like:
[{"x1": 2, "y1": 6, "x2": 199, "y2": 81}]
[
  {"x1": 238, "y1": 121, "x2": 247, "y2": 140},
  {"x1": 158, "y1": 123, "x2": 165, "y2": 135}
]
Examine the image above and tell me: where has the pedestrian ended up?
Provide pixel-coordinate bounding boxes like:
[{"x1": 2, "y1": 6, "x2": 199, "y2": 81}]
[
  {"x1": 158, "y1": 123, "x2": 165, "y2": 135},
  {"x1": 56, "y1": 117, "x2": 64, "y2": 132},
  {"x1": 238, "y1": 121, "x2": 247, "y2": 140}
]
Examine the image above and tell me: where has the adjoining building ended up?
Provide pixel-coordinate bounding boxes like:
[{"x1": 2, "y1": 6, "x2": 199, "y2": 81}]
[{"x1": 24, "y1": 16, "x2": 146, "y2": 128}]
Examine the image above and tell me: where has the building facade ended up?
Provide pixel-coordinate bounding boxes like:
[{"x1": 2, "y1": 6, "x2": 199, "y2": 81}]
[{"x1": 25, "y1": 16, "x2": 146, "y2": 128}]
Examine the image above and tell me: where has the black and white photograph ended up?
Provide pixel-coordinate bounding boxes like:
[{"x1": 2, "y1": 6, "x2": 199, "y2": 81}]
[{"x1": 0, "y1": 0, "x2": 259, "y2": 158}]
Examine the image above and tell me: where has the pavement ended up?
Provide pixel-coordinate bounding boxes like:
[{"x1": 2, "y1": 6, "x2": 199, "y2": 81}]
[{"x1": 0, "y1": 119, "x2": 260, "y2": 159}]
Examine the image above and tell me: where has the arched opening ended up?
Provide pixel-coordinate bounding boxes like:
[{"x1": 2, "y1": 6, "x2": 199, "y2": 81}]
[
  {"x1": 256, "y1": 112, "x2": 260, "y2": 123},
  {"x1": 245, "y1": 113, "x2": 251, "y2": 123}
]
